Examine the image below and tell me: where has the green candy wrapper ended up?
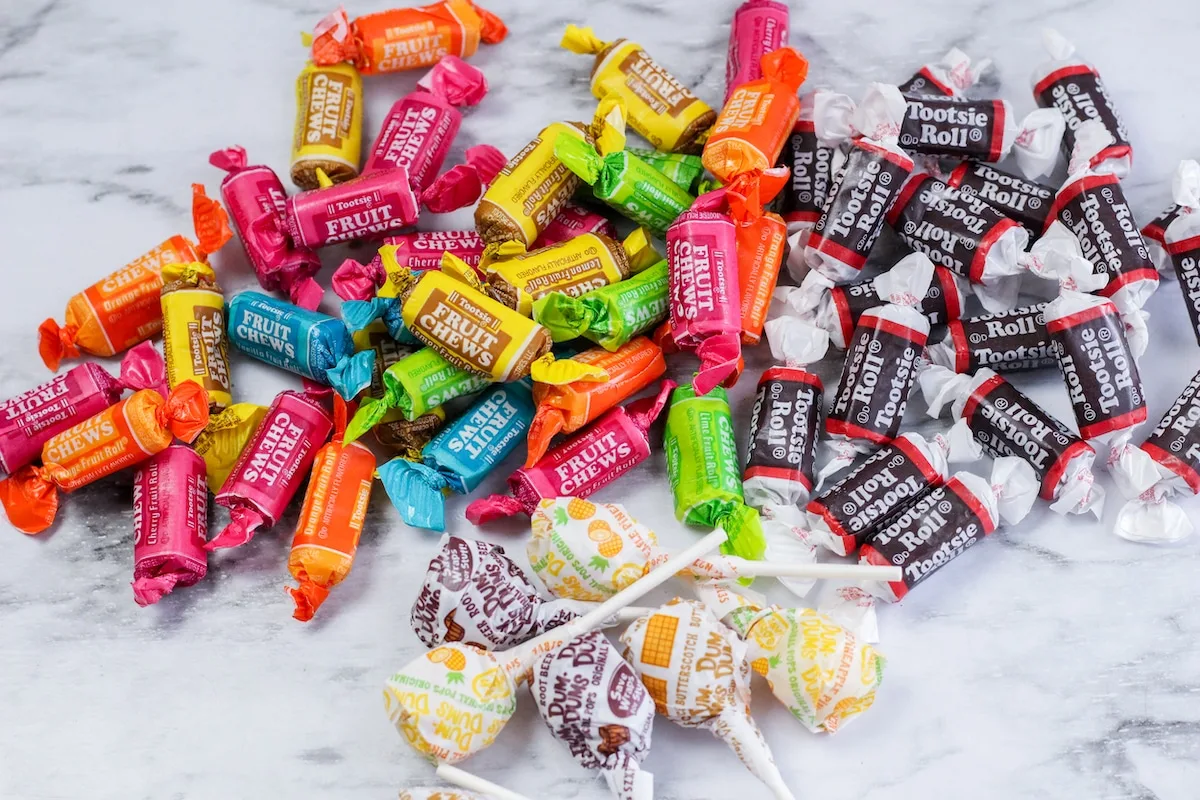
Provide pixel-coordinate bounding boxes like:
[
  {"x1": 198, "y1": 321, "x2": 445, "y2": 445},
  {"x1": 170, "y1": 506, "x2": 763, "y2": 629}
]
[
  {"x1": 628, "y1": 147, "x2": 707, "y2": 193},
  {"x1": 663, "y1": 384, "x2": 765, "y2": 562},
  {"x1": 533, "y1": 259, "x2": 669, "y2": 350},
  {"x1": 345, "y1": 347, "x2": 491, "y2": 442}
]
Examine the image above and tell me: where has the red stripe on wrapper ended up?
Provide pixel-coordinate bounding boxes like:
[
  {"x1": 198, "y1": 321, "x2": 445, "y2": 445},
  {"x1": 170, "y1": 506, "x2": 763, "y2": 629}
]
[
  {"x1": 1077, "y1": 406, "x2": 1148, "y2": 441},
  {"x1": 805, "y1": 233, "x2": 869, "y2": 273},
  {"x1": 1140, "y1": 442, "x2": 1200, "y2": 496},
  {"x1": 1033, "y1": 64, "x2": 1099, "y2": 98},
  {"x1": 1043, "y1": 173, "x2": 1119, "y2": 234},
  {"x1": 1096, "y1": 268, "x2": 1159, "y2": 299},
  {"x1": 947, "y1": 475, "x2": 997, "y2": 534},
  {"x1": 1045, "y1": 301, "x2": 1115, "y2": 333},
  {"x1": 969, "y1": 217, "x2": 1021, "y2": 284},
  {"x1": 859, "y1": 543, "x2": 906, "y2": 601},
  {"x1": 826, "y1": 418, "x2": 892, "y2": 446},
  {"x1": 892, "y1": 434, "x2": 943, "y2": 485},
  {"x1": 987, "y1": 100, "x2": 1007, "y2": 163},
  {"x1": 1040, "y1": 439, "x2": 1095, "y2": 501}
]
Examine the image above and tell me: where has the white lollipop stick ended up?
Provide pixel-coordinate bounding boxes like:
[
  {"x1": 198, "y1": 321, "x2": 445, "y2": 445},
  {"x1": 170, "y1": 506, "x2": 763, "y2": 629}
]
[
  {"x1": 613, "y1": 606, "x2": 653, "y2": 623},
  {"x1": 723, "y1": 558, "x2": 902, "y2": 582},
  {"x1": 435, "y1": 764, "x2": 532, "y2": 800}
]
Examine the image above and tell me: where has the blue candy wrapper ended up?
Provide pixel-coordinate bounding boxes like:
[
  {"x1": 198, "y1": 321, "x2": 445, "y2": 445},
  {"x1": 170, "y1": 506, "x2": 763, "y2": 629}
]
[
  {"x1": 341, "y1": 297, "x2": 418, "y2": 345},
  {"x1": 227, "y1": 291, "x2": 374, "y2": 400},
  {"x1": 378, "y1": 380, "x2": 535, "y2": 530}
]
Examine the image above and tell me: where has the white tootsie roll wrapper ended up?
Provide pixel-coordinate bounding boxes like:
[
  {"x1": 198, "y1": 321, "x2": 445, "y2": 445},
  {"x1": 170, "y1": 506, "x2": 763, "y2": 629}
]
[
  {"x1": 987, "y1": 457, "x2": 1041, "y2": 525},
  {"x1": 813, "y1": 84, "x2": 905, "y2": 149},
  {"x1": 759, "y1": 504, "x2": 819, "y2": 599},
  {"x1": 1160, "y1": 160, "x2": 1200, "y2": 268},
  {"x1": 1008, "y1": 106, "x2": 1066, "y2": 181},
  {"x1": 901, "y1": 47, "x2": 992, "y2": 98},
  {"x1": 919, "y1": 364, "x2": 1105, "y2": 517},
  {"x1": 763, "y1": 313, "x2": 829, "y2": 370}
]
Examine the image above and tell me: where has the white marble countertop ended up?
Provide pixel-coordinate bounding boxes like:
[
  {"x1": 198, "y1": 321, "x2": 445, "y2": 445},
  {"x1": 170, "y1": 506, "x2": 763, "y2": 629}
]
[{"x1": 3, "y1": 1, "x2": 1200, "y2": 798}]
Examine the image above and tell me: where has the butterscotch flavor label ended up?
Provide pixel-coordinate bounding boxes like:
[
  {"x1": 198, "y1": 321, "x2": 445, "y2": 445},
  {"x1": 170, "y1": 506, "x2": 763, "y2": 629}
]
[{"x1": 414, "y1": 287, "x2": 513, "y2": 374}]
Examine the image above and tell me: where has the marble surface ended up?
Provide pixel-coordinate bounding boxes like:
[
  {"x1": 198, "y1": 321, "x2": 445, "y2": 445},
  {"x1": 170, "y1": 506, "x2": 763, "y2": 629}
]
[{"x1": 3, "y1": 1, "x2": 1200, "y2": 798}]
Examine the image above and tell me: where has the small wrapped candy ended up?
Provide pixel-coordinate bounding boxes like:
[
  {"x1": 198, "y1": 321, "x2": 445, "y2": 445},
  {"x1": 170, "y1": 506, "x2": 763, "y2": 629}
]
[
  {"x1": 308, "y1": 0, "x2": 507, "y2": 75},
  {"x1": 226, "y1": 291, "x2": 374, "y2": 400},
  {"x1": 663, "y1": 384, "x2": 765, "y2": 561},
  {"x1": 332, "y1": 230, "x2": 486, "y2": 302},
  {"x1": 897, "y1": 97, "x2": 1064, "y2": 179},
  {"x1": 803, "y1": 84, "x2": 914, "y2": 283},
  {"x1": 352, "y1": 324, "x2": 445, "y2": 453},
  {"x1": 531, "y1": 630, "x2": 655, "y2": 800},
  {"x1": 779, "y1": 90, "x2": 852, "y2": 265},
  {"x1": 411, "y1": 534, "x2": 592, "y2": 649},
  {"x1": 620, "y1": 599, "x2": 797, "y2": 800},
  {"x1": 533, "y1": 204, "x2": 619, "y2": 249},
  {"x1": 742, "y1": 365, "x2": 824, "y2": 510},
  {"x1": 859, "y1": 457, "x2": 1038, "y2": 601},
  {"x1": 693, "y1": 581, "x2": 885, "y2": 733},
  {"x1": 210, "y1": 146, "x2": 323, "y2": 310},
  {"x1": 921, "y1": 365, "x2": 1105, "y2": 517},
  {"x1": 1155, "y1": 161, "x2": 1200, "y2": 344},
  {"x1": 160, "y1": 262, "x2": 232, "y2": 410},
  {"x1": 560, "y1": 26, "x2": 715, "y2": 154},
  {"x1": 943, "y1": 161, "x2": 1055, "y2": 235},
  {"x1": 39, "y1": 185, "x2": 231, "y2": 370},
  {"x1": 525, "y1": 338, "x2": 666, "y2": 467},
  {"x1": 290, "y1": 61, "x2": 363, "y2": 189},
  {"x1": 627, "y1": 148, "x2": 706, "y2": 194},
  {"x1": 378, "y1": 380, "x2": 535, "y2": 531},
  {"x1": 925, "y1": 303, "x2": 1056, "y2": 374},
  {"x1": 555, "y1": 98, "x2": 696, "y2": 234},
  {"x1": 703, "y1": 47, "x2": 809, "y2": 183},
  {"x1": 287, "y1": 397, "x2": 375, "y2": 621},
  {"x1": 131, "y1": 444, "x2": 208, "y2": 606},
  {"x1": 725, "y1": 0, "x2": 789, "y2": 103},
  {"x1": 1031, "y1": 29, "x2": 1131, "y2": 177},
  {"x1": 466, "y1": 382, "x2": 675, "y2": 524},
  {"x1": 207, "y1": 389, "x2": 334, "y2": 551},
  {"x1": 0, "y1": 383, "x2": 209, "y2": 534},
  {"x1": 190, "y1": 402, "x2": 269, "y2": 491},
  {"x1": 0, "y1": 341, "x2": 164, "y2": 475},
  {"x1": 534, "y1": 260, "x2": 669, "y2": 352},
  {"x1": 898, "y1": 47, "x2": 991, "y2": 98},
  {"x1": 285, "y1": 167, "x2": 420, "y2": 249}
]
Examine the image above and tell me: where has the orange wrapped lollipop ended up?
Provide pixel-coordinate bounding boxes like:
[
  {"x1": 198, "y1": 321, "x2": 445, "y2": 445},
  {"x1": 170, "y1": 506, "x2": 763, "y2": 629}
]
[
  {"x1": 308, "y1": 0, "x2": 507, "y2": 75},
  {"x1": 0, "y1": 383, "x2": 210, "y2": 534},
  {"x1": 702, "y1": 47, "x2": 808, "y2": 183},
  {"x1": 287, "y1": 396, "x2": 376, "y2": 622},
  {"x1": 38, "y1": 185, "x2": 231, "y2": 371},
  {"x1": 526, "y1": 337, "x2": 666, "y2": 467}
]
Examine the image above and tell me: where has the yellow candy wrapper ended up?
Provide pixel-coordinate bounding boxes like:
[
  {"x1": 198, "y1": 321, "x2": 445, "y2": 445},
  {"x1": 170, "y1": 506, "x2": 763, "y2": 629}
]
[
  {"x1": 291, "y1": 61, "x2": 363, "y2": 190},
  {"x1": 191, "y1": 403, "x2": 269, "y2": 491},
  {"x1": 160, "y1": 262, "x2": 232, "y2": 410}
]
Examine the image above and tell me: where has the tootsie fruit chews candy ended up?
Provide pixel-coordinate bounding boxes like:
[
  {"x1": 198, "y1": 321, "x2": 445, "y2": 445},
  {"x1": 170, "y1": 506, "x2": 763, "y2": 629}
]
[
  {"x1": 290, "y1": 61, "x2": 363, "y2": 190},
  {"x1": 466, "y1": 382, "x2": 676, "y2": 524},
  {"x1": 691, "y1": 580, "x2": 884, "y2": 734},
  {"x1": 352, "y1": 324, "x2": 446, "y2": 453},
  {"x1": 621, "y1": 598, "x2": 798, "y2": 800},
  {"x1": 1152, "y1": 161, "x2": 1200, "y2": 345},
  {"x1": 921, "y1": 365, "x2": 1105, "y2": 517},
  {"x1": 0, "y1": 382, "x2": 210, "y2": 535},
  {"x1": 724, "y1": 0, "x2": 789, "y2": 103},
  {"x1": 131, "y1": 444, "x2": 208, "y2": 607},
  {"x1": 560, "y1": 25, "x2": 715, "y2": 154},
  {"x1": 858, "y1": 457, "x2": 1038, "y2": 602},
  {"x1": 159, "y1": 262, "x2": 232, "y2": 411},
  {"x1": 333, "y1": 230, "x2": 487, "y2": 301},
  {"x1": 0, "y1": 342, "x2": 164, "y2": 475},
  {"x1": 226, "y1": 292, "x2": 374, "y2": 400},
  {"x1": 1111, "y1": 368, "x2": 1200, "y2": 544},
  {"x1": 898, "y1": 47, "x2": 991, "y2": 98},
  {"x1": 38, "y1": 185, "x2": 232, "y2": 371},
  {"x1": 308, "y1": 0, "x2": 507, "y2": 76},
  {"x1": 206, "y1": 389, "x2": 334, "y2": 551},
  {"x1": 285, "y1": 167, "x2": 420, "y2": 250},
  {"x1": 377, "y1": 379, "x2": 535, "y2": 531},
  {"x1": 533, "y1": 259, "x2": 670, "y2": 353},
  {"x1": 287, "y1": 396, "x2": 375, "y2": 622},
  {"x1": 1031, "y1": 28, "x2": 1131, "y2": 178},
  {"x1": 803, "y1": 84, "x2": 914, "y2": 283},
  {"x1": 210, "y1": 146, "x2": 323, "y2": 310},
  {"x1": 925, "y1": 304, "x2": 1056, "y2": 375}
]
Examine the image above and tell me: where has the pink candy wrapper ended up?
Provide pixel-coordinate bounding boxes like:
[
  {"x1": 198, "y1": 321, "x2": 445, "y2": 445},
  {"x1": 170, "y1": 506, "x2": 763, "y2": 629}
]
[
  {"x1": 285, "y1": 167, "x2": 420, "y2": 249},
  {"x1": 899, "y1": 48, "x2": 991, "y2": 98},
  {"x1": 533, "y1": 203, "x2": 619, "y2": 249},
  {"x1": 332, "y1": 230, "x2": 486, "y2": 301},
  {"x1": 725, "y1": 0, "x2": 789, "y2": 103},
  {"x1": 132, "y1": 444, "x2": 208, "y2": 606},
  {"x1": 0, "y1": 341, "x2": 165, "y2": 475},
  {"x1": 419, "y1": 144, "x2": 507, "y2": 213},
  {"x1": 210, "y1": 146, "x2": 324, "y2": 310},
  {"x1": 466, "y1": 381, "x2": 675, "y2": 524},
  {"x1": 208, "y1": 390, "x2": 334, "y2": 550}
]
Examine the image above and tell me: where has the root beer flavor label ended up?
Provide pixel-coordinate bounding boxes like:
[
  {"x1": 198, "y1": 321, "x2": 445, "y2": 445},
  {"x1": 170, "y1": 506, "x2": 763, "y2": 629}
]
[
  {"x1": 779, "y1": 121, "x2": 836, "y2": 226},
  {"x1": 807, "y1": 435, "x2": 941, "y2": 555},
  {"x1": 808, "y1": 143, "x2": 914, "y2": 273},
  {"x1": 888, "y1": 174, "x2": 1019, "y2": 283},
  {"x1": 1047, "y1": 172, "x2": 1155, "y2": 299},
  {"x1": 1048, "y1": 302, "x2": 1146, "y2": 440},
  {"x1": 947, "y1": 161, "x2": 1053, "y2": 232},
  {"x1": 1034, "y1": 65, "x2": 1130, "y2": 165},
  {"x1": 1140, "y1": 369, "x2": 1200, "y2": 492},
  {"x1": 899, "y1": 98, "x2": 1005, "y2": 161},
  {"x1": 744, "y1": 367, "x2": 822, "y2": 501},
  {"x1": 862, "y1": 477, "x2": 995, "y2": 600},
  {"x1": 827, "y1": 315, "x2": 926, "y2": 445},
  {"x1": 1166, "y1": 234, "x2": 1200, "y2": 347},
  {"x1": 949, "y1": 304, "x2": 1055, "y2": 373},
  {"x1": 961, "y1": 373, "x2": 1086, "y2": 498}
]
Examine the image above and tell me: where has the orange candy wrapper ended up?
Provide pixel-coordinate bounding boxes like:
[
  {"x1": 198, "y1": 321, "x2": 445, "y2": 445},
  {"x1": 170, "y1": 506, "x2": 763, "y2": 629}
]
[
  {"x1": 287, "y1": 396, "x2": 376, "y2": 622},
  {"x1": 728, "y1": 177, "x2": 789, "y2": 345},
  {"x1": 526, "y1": 337, "x2": 666, "y2": 468},
  {"x1": 309, "y1": 0, "x2": 507, "y2": 75},
  {"x1": 0, "y1": 383, "x2": 210, "y2": 534},
  {"x1": 702, "y1": 47, "x2": 809, "y2": 183},
  {"x1": 38, "y1": 185, "x2": 231, "y2": 371}
]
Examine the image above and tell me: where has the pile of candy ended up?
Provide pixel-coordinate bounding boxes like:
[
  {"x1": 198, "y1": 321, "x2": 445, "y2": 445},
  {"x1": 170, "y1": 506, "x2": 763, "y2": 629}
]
[{"x1": 7, "y1": 0, "x2": 1200, "y2": 795}]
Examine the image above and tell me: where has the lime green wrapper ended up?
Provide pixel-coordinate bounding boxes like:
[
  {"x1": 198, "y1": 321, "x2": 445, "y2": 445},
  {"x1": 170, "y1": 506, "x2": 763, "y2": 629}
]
[
  {"x1": 628, "y1": 147, "x2": 707, "y2": 194},
  {"x1": 345, "y1": 347, "x2": 491, "y2": 442},
  {"x1": 533, "y1": 259, "x2": 669, "y2": 350},
  {"x1": 555, "y1": 135, "x2": 695, "y2": 235},
  {"x1": 663, "y1": 384, "x2": 766, "y2": 561}
]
